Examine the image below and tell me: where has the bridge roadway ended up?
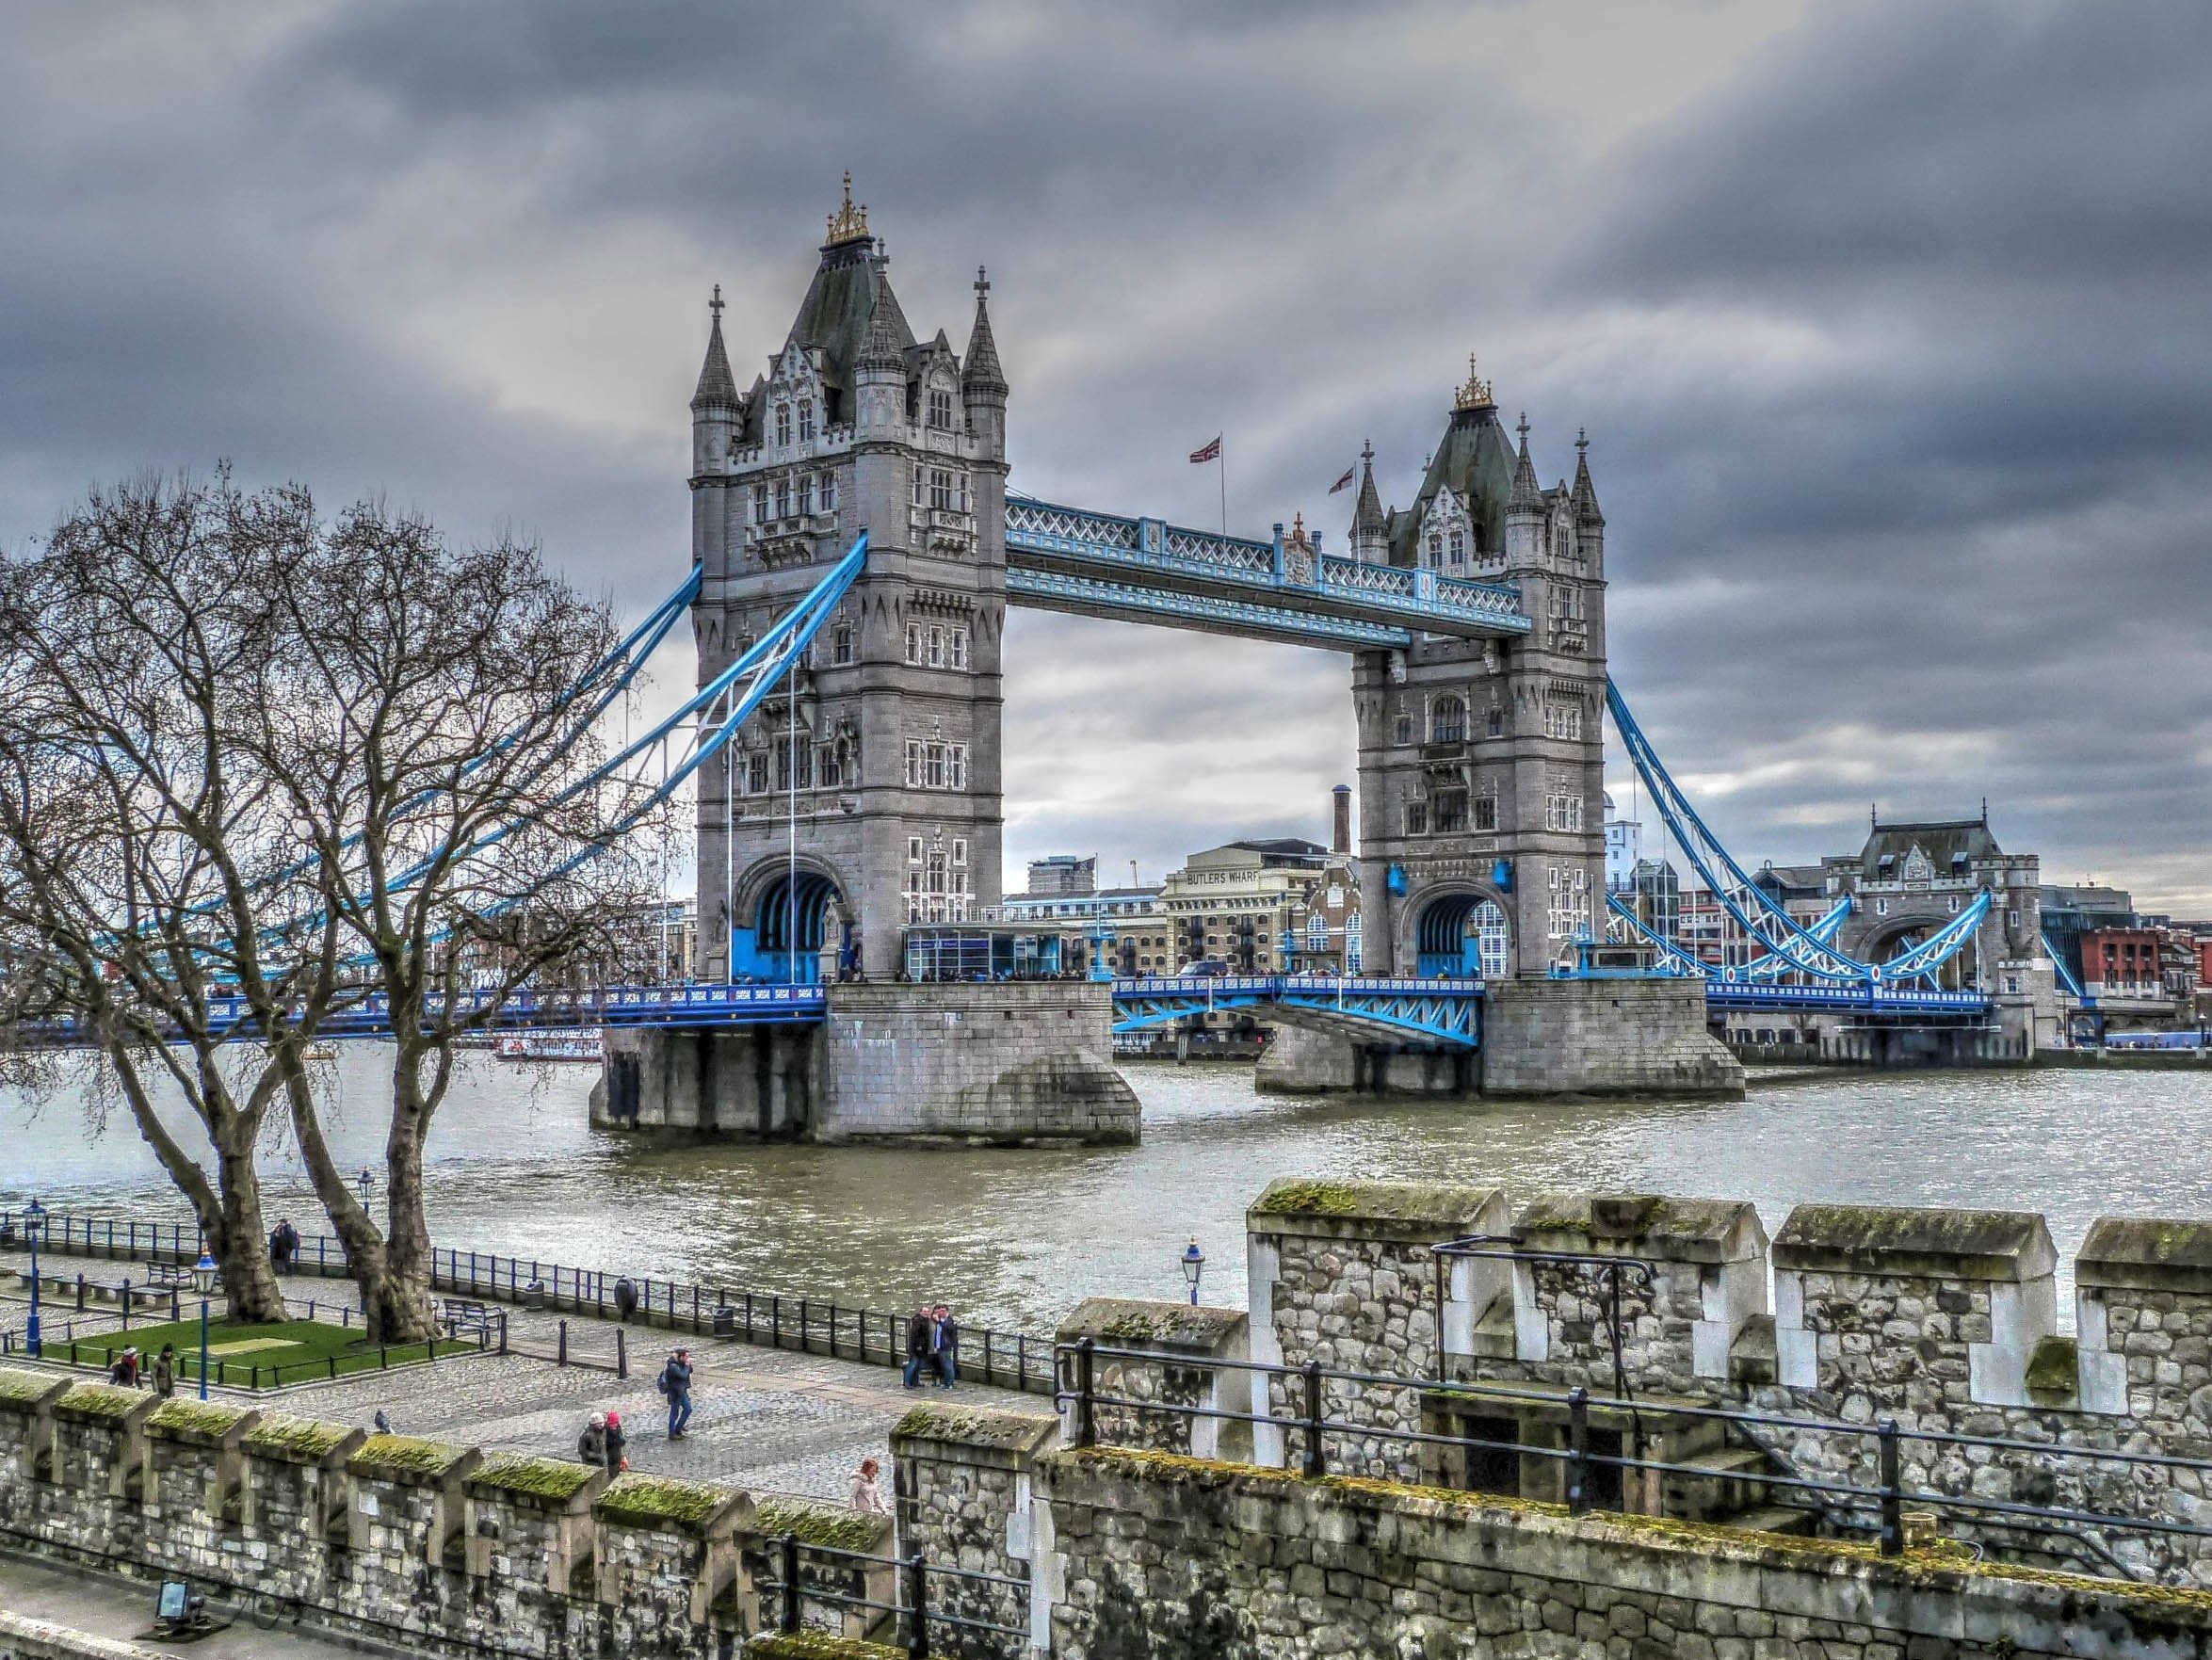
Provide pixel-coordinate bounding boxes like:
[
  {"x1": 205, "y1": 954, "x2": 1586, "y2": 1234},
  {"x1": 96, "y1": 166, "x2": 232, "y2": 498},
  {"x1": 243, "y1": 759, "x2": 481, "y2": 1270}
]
[{"x1": 27, "y1": 974, "x2": 1985, "y2": 1051}]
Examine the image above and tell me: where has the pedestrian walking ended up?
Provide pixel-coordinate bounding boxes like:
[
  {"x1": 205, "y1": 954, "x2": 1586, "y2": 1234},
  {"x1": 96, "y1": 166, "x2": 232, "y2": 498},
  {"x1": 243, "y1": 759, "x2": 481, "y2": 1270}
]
[
  {"x1": 932, "y1": 1304, "x2": 960, "y2": 1388},
  {"x1": 152, "y1": 1344, "x2": 176, "y2": 1399},
  {"x1": 659, "y1": 1347, "x2": 695, "y2": 1440},
  {"x1": 902, "y1": 1304, "x2": 933, "y2": 1390},
  {"x1": 108, "y1": 1346, "x2": 140, "y2": 1388},
  {"x1": 850, "y1": 1456, "x2": 889, "y2": 1516},
  {"x1": 613, "y1": 1276, "x2": 638, "y2": 1324},
  {"x1": 268, "y1": 1218, "x2": 300, "y2": 1273},
  {"x1": 605, "y1": 1410, "x2": 630, "y2": 1473}
]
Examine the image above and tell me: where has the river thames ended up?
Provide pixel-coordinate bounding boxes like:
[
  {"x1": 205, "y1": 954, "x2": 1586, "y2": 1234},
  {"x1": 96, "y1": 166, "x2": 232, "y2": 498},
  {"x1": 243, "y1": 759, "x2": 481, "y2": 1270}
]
[{"x1": 7, "y1": 1054, "x2": 2211, "y2": 1332}]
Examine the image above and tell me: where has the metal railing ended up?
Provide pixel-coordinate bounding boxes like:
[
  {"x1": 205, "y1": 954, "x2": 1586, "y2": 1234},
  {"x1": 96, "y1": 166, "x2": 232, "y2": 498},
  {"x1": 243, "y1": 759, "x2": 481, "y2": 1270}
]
[
  {"x1": 1, "y1": 1205, "x2": 1058, "y2": 1395},
  {"x1": 1055, "y1": 1338, "x2": 2212, "y2": 1577},
  {"x1": 759, "y1": 1531, "x2": 1028, "y2": 1657}
]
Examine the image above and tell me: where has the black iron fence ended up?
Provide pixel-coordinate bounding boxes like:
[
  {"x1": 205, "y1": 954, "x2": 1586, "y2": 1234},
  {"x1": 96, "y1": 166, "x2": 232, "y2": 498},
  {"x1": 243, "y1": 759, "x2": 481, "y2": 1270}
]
[
  {"x1": 758, "y1": 1531, "x2": 1028, "y2": 1658},
  {"x1": 1058, "y1": 1337, "x2": 2212, "y2": 1581},
  {"x1": 0, "y1": 1204, "x2": 1058, "y2": 1394}
]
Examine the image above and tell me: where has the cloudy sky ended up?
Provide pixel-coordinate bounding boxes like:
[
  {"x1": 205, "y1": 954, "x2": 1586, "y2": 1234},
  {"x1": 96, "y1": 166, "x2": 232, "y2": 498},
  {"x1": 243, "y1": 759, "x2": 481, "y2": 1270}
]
[{"x1": 3, "y1": 1, "x2": 2206, "y2": 911}]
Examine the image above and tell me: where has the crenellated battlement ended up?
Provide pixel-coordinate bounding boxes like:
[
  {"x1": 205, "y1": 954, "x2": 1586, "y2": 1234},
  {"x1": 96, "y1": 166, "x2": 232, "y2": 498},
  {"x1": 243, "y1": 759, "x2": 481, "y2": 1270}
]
[{"x1": 0, "y1": 1374, "x2": 892, "y2": 1657}]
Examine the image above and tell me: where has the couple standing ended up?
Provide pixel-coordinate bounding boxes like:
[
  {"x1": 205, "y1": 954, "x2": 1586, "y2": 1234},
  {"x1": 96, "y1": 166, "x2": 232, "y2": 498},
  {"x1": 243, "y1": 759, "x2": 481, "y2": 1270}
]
[{"x1": 902, "y1": 1303, "x2": 959, "y2": 1389}]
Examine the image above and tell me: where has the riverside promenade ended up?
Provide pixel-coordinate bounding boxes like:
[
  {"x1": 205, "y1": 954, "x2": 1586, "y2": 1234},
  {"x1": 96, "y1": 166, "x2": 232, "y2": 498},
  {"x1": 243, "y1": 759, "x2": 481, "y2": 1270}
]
[{"x1": 0, "y1": 1242, "x2": 1038, "y2": 1504}]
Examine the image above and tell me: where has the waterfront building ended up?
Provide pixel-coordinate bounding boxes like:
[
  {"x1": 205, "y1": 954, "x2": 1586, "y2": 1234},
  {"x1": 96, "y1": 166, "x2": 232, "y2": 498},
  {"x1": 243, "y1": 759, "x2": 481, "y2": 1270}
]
[
  {"x1": 1602, "y1": 790, "x2": 1642, "y2": 892},
  {"x1": 1026, "y1": 854, "x2": 1096, "y2": 895}
]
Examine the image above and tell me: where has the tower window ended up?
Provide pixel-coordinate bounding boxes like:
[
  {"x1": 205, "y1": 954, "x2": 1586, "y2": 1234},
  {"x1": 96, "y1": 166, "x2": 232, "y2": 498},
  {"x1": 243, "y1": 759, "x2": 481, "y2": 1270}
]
[
  {"x1": 820, "y1": 473, "x2": 837, "y2": 511},
  {"x1": 746, "y1": 753, "x2": 769, "y2": 794},
  {"x1": 1394, "y1": 714, "x2": 1413, "y2": 747},
  {"x1": 929, "y1": 468, "x2": 957, "y2": 510},
  {"x1": 1404, "y1": 801, "x2": 1429, "y2": 836},
  {"x1": 776, "y1": 404, "x2": 792, "y2": 446},
  {"x1": 1430, "y1": 695, "x2": 1466, "y2": 744},
  {"x1": 798, "y1": 399, "x2": 815, "y2": 442},
  {"x1": 906, "y1": 622, "x2": 924, "y2": 665},
  {"x1": 832, "y1": 624, "x2": 853, "y2": 665},
  {"x1": 798, "y1": 475, "x2": 814, "y2": 516},
  {"x1": 928, "y1": 387, "x2": 954, "y2": 430},
  {"x1": 774, "y1": 478, "x2": 790, "y2": 519},
  {"x1": 1473, "y1": 794, "x2": 1498, "y2": 831},
  {"x1": 752, "y1": 483, "x2": 769, "y2": 523}
]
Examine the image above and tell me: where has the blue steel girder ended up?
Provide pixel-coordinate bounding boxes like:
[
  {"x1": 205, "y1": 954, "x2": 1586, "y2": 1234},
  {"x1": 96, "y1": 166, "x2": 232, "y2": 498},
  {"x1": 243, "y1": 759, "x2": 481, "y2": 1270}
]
[
  {"x1": 1111, "y1": 975, "x2": 1481, "y2": 1048},
  {"x1": 1703, "y1": 981, "x2": 1991, "y2": 1015},
  {"x1": 1005, "y1": 496, "x2": 1530, "y2": 649}
]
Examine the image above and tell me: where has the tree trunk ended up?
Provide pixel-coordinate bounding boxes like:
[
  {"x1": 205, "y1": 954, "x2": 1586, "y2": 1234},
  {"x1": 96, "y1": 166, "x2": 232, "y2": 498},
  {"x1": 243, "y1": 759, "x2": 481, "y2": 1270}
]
[
  {"x1": 367, "y1": 1056, "x2": 440, "y2": 1345},
  {"x1": 209, "y1": 1117, "x2": 286, "y2": 1323}
]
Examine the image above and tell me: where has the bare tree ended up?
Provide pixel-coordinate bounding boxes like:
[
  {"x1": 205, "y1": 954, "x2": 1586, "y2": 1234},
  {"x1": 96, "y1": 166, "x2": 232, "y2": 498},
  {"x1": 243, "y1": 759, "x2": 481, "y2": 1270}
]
[
  {"x1": 0, "y1": 475, "x2": 674, "y2": 1342},
  {"x1": 0, "y1": 475, "x2": 344, "y2": 1320},
  {"x1": 251, "y1": 502, "x2": 675, "y2": 1343}
]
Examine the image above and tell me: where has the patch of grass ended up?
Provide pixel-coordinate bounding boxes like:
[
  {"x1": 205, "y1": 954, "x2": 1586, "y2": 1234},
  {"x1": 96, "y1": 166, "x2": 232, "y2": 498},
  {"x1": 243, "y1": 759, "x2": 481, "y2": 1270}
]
[{"x1": 53, "y1": 1317, "x2": 473, "y2": 1390}]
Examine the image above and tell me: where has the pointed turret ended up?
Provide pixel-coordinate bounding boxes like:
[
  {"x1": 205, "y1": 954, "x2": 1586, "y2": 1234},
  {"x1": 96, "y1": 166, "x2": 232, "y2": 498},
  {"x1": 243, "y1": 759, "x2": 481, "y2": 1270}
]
[
  {"x1": 961, "y1": 266, "x2": 1008, "y2": 395},
  {"x1": 854, "y1": 289, "x2": 907, "y2": 375},
  {"x1": 1571, "y1": 427, "x2": 1604, "y2": 525},
  {"x1": 691, "y1": 285, "x2": 739, "y2": 411},
  {"x1": 1349, "y1": 441, "x2": 1386, "y2": 559},
  {"x1": 1509, "y1": 412, "x2": 1543, "y2": 512}
]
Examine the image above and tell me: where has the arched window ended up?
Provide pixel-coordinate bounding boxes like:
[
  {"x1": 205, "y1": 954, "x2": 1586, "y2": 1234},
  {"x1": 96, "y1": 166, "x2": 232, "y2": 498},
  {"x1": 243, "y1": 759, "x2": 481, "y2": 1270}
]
[
  {"x1": 1448, "y1": 531, "x2": 1464, "y2": 565},
  {"x1": 1306, "y1": 914, "x2": 1328, "y2": 950},
  {"x1": 905, "y1": 622, "x2": 924, "y2": 664},
  {"x1": 1427, "y1": 534, "x2": 1443, "y2": 568},
  {"x1": 928, "y1": 387, "x2": 954, "y2": 429},
  {"x1": 775, "y1": 404, "x2": 792, "y2": 446},
  {"x1": 798, "y1": 399, "x2": 815, "y2": 442},
  {"x1": 1430, "y1": 695, "x2": 1466, "y2": 744}
]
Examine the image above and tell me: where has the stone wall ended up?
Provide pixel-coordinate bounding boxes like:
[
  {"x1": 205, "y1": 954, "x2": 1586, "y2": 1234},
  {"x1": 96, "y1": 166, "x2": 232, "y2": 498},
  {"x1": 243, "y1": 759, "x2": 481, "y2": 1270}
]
[
  {"x1": 1036, "y1": 1442, "x2": 2212, "y2": 1660},
  {"x1": 597, "y1": 982, "x2": 1138, "y2": 1147},
  {"x1": 1248, "y1": 1180, "x2": 2212, "y2": 1585},
  {"x1": 890, "y1": 1404, "x2": 1055, "y2": 1659},
  {"x1": 1053, "y1": 1298, "x2": 1250, "y2": 1462},
  {"x1": 1245, "y1": 1179, "x2": 1510, "y2": 1480},
  {"x1": 0, "y1": 1375, "x2": 827, "y2": 1658}
]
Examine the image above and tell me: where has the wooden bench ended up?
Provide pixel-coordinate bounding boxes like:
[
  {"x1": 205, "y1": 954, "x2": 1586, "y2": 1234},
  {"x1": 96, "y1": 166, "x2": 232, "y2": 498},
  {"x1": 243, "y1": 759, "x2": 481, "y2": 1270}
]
[
  {"x1": 13, "y1": 1271, "x2": 171, "y2": 1311},
  {"x1": 440, "y1": 1298, "x2": 497, "y2": 1344}
]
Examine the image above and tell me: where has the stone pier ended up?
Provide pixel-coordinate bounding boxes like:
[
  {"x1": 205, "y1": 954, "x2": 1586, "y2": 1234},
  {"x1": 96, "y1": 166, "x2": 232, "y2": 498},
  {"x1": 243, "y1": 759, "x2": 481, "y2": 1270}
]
[
  {"x1": 1257, "y1": 977, "x2": 1743, "y2": 1098},
  {"x1": 592, "y1": 980, "x2": 1138, "y2": 1146}
]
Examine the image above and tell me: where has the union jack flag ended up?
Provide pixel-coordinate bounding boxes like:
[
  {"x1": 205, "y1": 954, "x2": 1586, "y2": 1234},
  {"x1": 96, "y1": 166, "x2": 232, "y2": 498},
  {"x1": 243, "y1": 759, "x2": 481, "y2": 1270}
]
[{"x1": 1188, "y1": 436, "x2": 1221, "y2": 463}]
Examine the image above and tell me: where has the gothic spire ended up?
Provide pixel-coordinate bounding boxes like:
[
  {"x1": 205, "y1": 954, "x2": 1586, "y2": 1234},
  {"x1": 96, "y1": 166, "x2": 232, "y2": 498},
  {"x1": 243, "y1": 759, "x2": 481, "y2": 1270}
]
[
  {"x1": 1572, "y1": 427, "x2": 1605, "y2": 524},
  {"x1": 1509, "y1": 412, "x2": 1543, "y2": 511},
  {"x1": 1350, "y1": 440, "x2": 1385, "y2": 540},
  {"x1": 690, "y1": 284, "x2": 738, "y2": 411},
  {"x1": 854, "y1": 284, "x2": 907, "y2": 375},
  {"x1": 961, "y1": 266, "x2": 1008, "y2": 395}
]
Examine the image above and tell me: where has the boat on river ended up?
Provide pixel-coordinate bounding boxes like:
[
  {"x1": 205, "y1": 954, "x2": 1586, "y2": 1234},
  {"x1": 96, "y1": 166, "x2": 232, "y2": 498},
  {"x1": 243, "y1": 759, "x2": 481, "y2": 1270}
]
[{"x1": 492, "y1": 1032, "x2": 603, "y2": 1064}]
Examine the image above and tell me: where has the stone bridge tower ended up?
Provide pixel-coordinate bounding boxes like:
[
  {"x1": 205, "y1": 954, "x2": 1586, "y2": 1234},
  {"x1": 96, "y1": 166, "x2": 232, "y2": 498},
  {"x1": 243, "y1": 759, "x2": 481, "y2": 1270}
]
[
  {"x1": 1350, "y1": 363, "x2": 1608, "y2": 980},
  {"x1": 688, "y1": 181, "x2": 1008, "y2": 981}
]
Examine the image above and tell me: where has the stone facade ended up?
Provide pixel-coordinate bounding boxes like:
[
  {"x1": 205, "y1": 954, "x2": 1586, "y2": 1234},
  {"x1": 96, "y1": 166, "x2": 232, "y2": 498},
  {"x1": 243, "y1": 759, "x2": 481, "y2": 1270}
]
[
  {"x1": 594, "y1": 981, "x2": 1138, "y2": 1146},
  {"x1": 690, "y1": 189, "x2": 1009, "y2": 983},
  {"x1": 889, "y1": 1404, "x2": 1056, "y2": 1658},
  {"x1": 1351, "y1": 374, "x2": 1609, "y2": 986},
  {"x1": 1480, "y1": 976, "x2": 1742, "y2": 1098},
  {"x1": 1053, "y1": 1298, "x2": 1250, "y2": 1463}
]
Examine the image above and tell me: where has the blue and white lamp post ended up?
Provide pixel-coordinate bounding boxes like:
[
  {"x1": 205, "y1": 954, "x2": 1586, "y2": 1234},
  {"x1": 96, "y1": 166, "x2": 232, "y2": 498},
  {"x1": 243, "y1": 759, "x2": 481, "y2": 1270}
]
[
  {"x1": 1180, "y1": 1237, "x2": 1205, "y2": 1307},
  {"x1": 24, "y1": 1199, "x2": 46, "y2": 1358},
  {"x1": 192, "y1": 1251, "x2": 218, "y2": 1401}
]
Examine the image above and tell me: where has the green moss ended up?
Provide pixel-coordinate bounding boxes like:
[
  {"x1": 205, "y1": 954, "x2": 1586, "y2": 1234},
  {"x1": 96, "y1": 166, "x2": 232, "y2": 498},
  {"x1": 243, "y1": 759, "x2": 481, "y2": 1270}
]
[
  {"x1": 753, "y1": 1496, "x2": 884, "y2": 1553},
  {"x1": 746, "y1": 1636, "x2": 905, "y2": 1660},
  {"x1": 57, "y1": 1383, "x2": 150, "y2": 1422},
  {"x1": 2024, "y1": 1335, "x2": 2079, "y2": 1402},
  {"x1": 243, "y1": 1414, "x2": 358, "y2": 1462},
  {"x1": 890, "y1": 1402, "x2": 1054, "y2": 1450},
  {"x1": 347, "y1": 1434, "x2": 473, "y2": 1482},
  {"x1": 146, "y1": 1398, "x2": 250, "y2": 1440},
  {"x1": 1251, "y1": 1180, "x2": 1364, "y2": 1217},
  {"x1": 593, "y1": 1473, "x2": 735, "y2": 1533},
  {"x1": 469, "y1": 1453, "x2": 598, "y2": 1505},
  {"x1": 0, "y1": 1368, "x2": 65, "y2": 1409}
]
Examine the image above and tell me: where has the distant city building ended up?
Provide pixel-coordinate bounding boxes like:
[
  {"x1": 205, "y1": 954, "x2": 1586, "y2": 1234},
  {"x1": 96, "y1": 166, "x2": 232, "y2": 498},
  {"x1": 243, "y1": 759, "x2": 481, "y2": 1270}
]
[
  {"x1": 1026, "y1": 855, "x2": 1096, "y2": 896},
  {"x1": 1603, "y1": 791, "x2": 1643, "y2": 893}
]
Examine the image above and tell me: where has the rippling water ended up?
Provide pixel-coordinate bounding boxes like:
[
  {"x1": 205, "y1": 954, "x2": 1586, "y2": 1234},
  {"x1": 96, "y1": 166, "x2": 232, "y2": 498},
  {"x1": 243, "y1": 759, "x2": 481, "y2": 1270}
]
[{"x1": 8, "y1": 1051, "x2": 2212, "y2": 1331}]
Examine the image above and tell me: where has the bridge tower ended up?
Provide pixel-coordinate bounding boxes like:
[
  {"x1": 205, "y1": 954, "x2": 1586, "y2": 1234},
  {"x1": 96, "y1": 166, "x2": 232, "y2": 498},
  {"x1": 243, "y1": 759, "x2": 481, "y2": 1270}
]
[
  {"x1": 1350, "y1": 363, "x2": 1608, "y2": 980},
  {"x1": 688, "y1": 180, "x2": 1008, "y2": 981}
]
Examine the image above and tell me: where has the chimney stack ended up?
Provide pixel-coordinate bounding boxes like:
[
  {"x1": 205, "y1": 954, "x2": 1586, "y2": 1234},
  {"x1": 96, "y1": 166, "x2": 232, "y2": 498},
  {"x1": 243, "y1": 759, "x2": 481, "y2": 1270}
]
[{"x1": 1331, "y1": 784, "x2": 1352, "y2": 857}]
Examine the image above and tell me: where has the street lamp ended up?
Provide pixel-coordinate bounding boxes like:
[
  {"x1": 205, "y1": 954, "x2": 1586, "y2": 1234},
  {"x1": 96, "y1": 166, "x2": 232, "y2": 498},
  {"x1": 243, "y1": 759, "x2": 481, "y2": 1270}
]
[
  {"x1": 356, "y1": 1168, "x2": 376, "y2": 1210},
  {"x1": 1180, "y1": 1237, "x2": 1205, "y2": 1307},
  {"x1": 192, "y1": 1251, "x2": 218, "y2": 1402},
  {"x1": 23, "y1": 1199, "x2": 46, "y2": 1358}
]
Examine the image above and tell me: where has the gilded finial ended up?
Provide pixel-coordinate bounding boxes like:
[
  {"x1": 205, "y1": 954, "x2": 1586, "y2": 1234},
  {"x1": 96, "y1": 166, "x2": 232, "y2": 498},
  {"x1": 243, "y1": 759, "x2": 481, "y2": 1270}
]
[
  {"x1": 1291, "y1": 509, "x2": 1307, "y2": 539},
  {"x1": 826, "y1": 171, "x2": 871, "y2": 245},
  {"x1": 1453, "y1": 353, "x2": 1494, "y2": 411}
]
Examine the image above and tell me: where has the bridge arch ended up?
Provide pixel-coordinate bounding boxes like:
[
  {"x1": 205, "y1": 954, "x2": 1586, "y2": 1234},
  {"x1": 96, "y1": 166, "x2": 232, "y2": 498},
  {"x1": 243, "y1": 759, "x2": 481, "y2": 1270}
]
[
  {"x1": 1412, "y1": 886, "x2": 1510, "y2": 979},
  {"x1": 1856, "y1": 912, "x2": 1977, "y2": 990},
  {"x1": 732, "y1": 856, "x2": 854, "y2": 983}
]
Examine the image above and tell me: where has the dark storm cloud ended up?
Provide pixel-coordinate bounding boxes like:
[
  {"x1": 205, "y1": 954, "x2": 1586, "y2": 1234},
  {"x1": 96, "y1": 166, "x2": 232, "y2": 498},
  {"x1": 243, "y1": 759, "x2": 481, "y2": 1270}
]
[{"x1": 0, "y1": 1, "x2": 2204, "y2": 906}]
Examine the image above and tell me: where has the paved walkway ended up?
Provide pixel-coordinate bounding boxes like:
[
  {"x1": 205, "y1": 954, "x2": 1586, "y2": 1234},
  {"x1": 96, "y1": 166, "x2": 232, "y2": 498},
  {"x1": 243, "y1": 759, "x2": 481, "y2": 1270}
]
[{"x1": 0, "y1": 1246, "x2": 1047, "y2": 1504}]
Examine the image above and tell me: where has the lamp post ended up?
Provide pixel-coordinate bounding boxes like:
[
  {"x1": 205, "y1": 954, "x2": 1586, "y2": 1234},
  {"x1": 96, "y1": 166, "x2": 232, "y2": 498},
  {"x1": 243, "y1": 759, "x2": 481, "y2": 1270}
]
[
  {"x1": 192, "y1": 1251, "x2": 218, "y2": 1402},
  {"x1": 1180, "y1": 1237, "x2": 1205, "y2": 1307},
  {"x1": 356, "y1": 1168, "x2": 376, "y2": 1211},
  {"x1": 24, "y1": 1199, "x2": 46, "y2": 1358}
]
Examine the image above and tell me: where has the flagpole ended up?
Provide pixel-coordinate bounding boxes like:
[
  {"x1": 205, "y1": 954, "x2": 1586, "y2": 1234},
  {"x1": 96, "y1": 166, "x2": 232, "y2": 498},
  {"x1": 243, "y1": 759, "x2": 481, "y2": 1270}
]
[{"x1": 1219, "y1": 442, "x2": 1227, "y2": 536}]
